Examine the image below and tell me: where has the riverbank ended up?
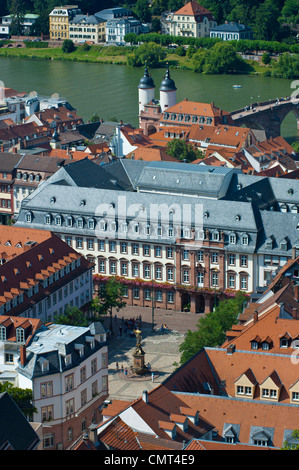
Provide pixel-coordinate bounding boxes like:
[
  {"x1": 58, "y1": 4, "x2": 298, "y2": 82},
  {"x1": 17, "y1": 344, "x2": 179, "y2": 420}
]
[{"x1": 0, "y1": 44, "x2": 271, "y2": 76}]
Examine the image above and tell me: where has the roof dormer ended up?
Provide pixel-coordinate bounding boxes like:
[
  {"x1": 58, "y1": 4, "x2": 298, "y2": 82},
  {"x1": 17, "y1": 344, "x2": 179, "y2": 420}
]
[
  {"x1": 170, "y1": 414, "x2": 188, "y2": 432},
  {"x1": 234, "y1": 368, "x2": 257, "y2": 399},
  {"x1": 260, "y1": 370, "x2": 282, "y2": 402},
  {"x1": 158, "y1": 421, "x2": 177, "y2": 440}
]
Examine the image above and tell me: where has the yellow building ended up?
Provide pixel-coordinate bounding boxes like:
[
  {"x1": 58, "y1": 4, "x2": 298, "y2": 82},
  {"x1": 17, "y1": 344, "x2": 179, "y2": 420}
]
[{"x1": 49, "y1": 5, "x2": 81, "y2": 41}]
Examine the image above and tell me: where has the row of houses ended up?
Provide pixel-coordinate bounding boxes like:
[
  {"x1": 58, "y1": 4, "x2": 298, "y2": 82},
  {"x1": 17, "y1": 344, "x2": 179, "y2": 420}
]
[
  {"x1": 48, "y1": 5, "x2": 149, "y2": 45},
  {"x1": 0, "y1": 2, "x2": 253, "y2": 45}
]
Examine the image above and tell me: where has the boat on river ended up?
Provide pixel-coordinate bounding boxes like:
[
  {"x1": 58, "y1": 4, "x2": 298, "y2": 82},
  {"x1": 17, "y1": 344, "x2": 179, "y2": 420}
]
[{"x1": 233, "y1": 85, "x2": 242, "y2": 88}]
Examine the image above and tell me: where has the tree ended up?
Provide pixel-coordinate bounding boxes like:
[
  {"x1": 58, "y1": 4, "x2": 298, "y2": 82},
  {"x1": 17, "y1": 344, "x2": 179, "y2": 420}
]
[
  {"x1": 8, "y1": 0, "x2": 27, "y2": 36},
  {"x1": 90, "y1": 113, "x2": 100, "y2": 122},
  {"x1": 271, "y1": 52, "x2": 299, "y2": 79},
  {"x1": 191, "y1": 42, "x2": 239, "y2": 74},
  {"x1": 179, "y1": 292, "x2": 248, "y2": 364},
  {"x1": 0, "y1": 382, "x2": 36, "y2": 419},
  {"x1": 254, "y1": 0, "x2": 281, "y2": 41},
  {"x1": 166, "y1": 139, "x2": 203, "y2": 162},
  {"x1": 62, "y1": 39, "x2": 75, "y2": 53},
  {"x1": 54, "y1": 306, "x2": 89, "y2": 326},
  {"x1": 96, "y1": 277, "x2": 126, "y2": 334},
  {"x1": 134, "y1": 0, "x2": 151, "y2": 23},
  {"x1": 127, "y1": 41, "x2": 166, "y2": 67}
]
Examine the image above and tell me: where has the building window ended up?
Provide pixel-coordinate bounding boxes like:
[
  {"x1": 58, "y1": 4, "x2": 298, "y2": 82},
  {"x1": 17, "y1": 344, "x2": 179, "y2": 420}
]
[
  {"x1": 87, "y1": 239, "x2": 94, "y2": 250},
  {"x1": 240, "y1": 255, "x2": 248, "y2": 267},
  {"x1": 155, "y1": 246, "x2": 162, "y2": 257},
  {"x1": 228, "y1": 254, "x2": 235, "y2": 265},
  {"x1": 121, "y1": 263, "x2": 127, "y2": 276},
  {"x1": 16, "y1": 328, "x2": 25, "y2": 343},
  {"x1": 156, "y1": 290, "x2": 162, "y2": 302},
  {"x1": 229, "y1": 233, "x2": 236, "y2": 244},
  {"x1": 167, "y1": 267, "x2": 174, "y2": 281},
  {"x1": 212, "y1": 272, "x2": 218, "y2": 287},
  {"x1": 241, "y1": 234, "x2": 249, "y2": 245},
  {"x1": 228, "y1": 275, "x2": 235, "y2": 288},
  {"x1": 121, "y1": 242, "x2": 127, "y2": 253},
  {"x1": 109, "y1": 241, "x2": 116, "y2": 252},
  {"x1": 133, "y1": 287, "x2": 139, "y2": 299},
  {"x1": 183, "y1": 250, "x2": 189, "y2": 260},
  {"x1": 45, "y1": 214, "x2": 51, "y2": 225},
  {"x1": 110, "y1": 261, "x2": 116, "y2": 275},
  {"x1": 212, "y1": 252, "x2": 218, "y2": 264},
  {"x1": 183, "y1": 270, "x2": 189, "y2": 283},
  {"x1": 43, "y1": 433, "x2": 54, "y2": 449},
  {"x1": 240, "y1": 276, "x2": 248, "y2": 290},
  {"x1": 132, "y1": 243, "x2": 139, "y2": 255},
  {"x1": 155, "y1": 266, "x2": 162, "y2": 280},
  {"x1": 167, "y1": 291, "x2": 174, "y2": 303},
  {"x1": 144, "y1": 264, "x2": 150, "y2": 278},
  {"x1": 98, "y1": 259, "x2": 105, "y2": 273},
  {"x1": 198, "y1": 251, "x2": 204, "y2": 262},
  {"x1": 144, "y1": 288, "x2": 151, "y2": 300}
]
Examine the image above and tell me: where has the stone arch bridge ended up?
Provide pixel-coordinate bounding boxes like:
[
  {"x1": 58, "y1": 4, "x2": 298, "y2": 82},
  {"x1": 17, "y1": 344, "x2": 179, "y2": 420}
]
[{"x1": 230, "y1": 96, "x2": 299, "y2": 139}]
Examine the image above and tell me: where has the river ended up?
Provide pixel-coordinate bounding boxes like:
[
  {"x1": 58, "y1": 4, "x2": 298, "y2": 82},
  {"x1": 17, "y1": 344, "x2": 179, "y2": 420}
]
[{"x1": 0, "y1": 57, "x2": 297, "y2": 142}]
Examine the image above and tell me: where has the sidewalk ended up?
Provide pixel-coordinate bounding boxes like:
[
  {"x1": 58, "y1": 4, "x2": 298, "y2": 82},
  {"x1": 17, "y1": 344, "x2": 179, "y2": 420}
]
[{"x1": 101, "y1": 305, "x2": 202, "y2": 401}]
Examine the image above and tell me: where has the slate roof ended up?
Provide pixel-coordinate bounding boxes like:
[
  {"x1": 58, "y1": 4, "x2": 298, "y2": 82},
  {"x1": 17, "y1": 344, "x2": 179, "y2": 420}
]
[
  {"x1": 0, "y1": 392, "x2": 40, "y2": 450},
  {"x1": 210, "y1": 22, "x2": 252, "y2": 33},
  {"x1": 135, "y1": 161, "x2": 239, "y2": 198},
  {"x1": 17, "y1": 323, "x2": 104, "y2": 380},
  {"x1": 70, "y1": 14, "x2": 104, "y2": 24}
]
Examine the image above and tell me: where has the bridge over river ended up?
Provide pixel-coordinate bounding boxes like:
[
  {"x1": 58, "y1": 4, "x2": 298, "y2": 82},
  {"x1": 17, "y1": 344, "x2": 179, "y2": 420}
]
[{"x1": 230, "y1": 95, "x2": 299, "y2": 139}]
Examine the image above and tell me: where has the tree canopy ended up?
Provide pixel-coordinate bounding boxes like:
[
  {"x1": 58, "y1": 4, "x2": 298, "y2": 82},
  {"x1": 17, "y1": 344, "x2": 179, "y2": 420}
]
[
  {"x1": 126, "y1": 41, "x2": 167, "y2": 67},
  {"x1": 54, "y1": 305, "x2": 89, "y2": 327},
  {"x1": 166, "y1": 139, "x2": 204, "y2": 162},
  {"x1": 179, "y1": 291, "x2": 248, "y2": 364},
  {"x1": 0, "y1": 382, "x2": 36, "y2": 418}
]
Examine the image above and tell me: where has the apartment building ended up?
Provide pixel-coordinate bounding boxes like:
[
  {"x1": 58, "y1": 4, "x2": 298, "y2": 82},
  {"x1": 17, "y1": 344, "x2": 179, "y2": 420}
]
[
  {"x1": 15, "y1": 158, "x2": 299, "y2": 314},
  {"x1": 0, "y1": 226, "x2": 94, "y2": 323},
  {"x1": 0, "y1": 315, "x2": 108, "y2": 449},
  {"x1": 49, "y1": 5, "x2": 81, "y2": 41},
  {"x1": 69, "y1": 14, "x2": 106, "y2": 43}
]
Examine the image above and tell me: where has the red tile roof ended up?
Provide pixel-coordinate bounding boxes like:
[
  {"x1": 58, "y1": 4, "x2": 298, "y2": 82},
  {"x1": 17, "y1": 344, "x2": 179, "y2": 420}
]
[{"x1": 174, "y1": 1, "x2": 214, "y2": 20}]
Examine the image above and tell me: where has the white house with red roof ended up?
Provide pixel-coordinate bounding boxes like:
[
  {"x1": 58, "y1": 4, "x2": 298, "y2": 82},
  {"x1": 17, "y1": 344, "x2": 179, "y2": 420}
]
[{"x1": 161, "y1": 1, "x2": 217, "y2": 38}]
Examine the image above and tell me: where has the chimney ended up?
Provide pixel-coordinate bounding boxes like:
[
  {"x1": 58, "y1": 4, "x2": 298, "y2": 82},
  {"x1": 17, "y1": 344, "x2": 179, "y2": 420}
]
[
  {"x1": 227, "y1": 344, "x2": 235, "y2": 355},
  {"x1": 20, "y1": 345, "x2": 26, "y2": 366},
  {"x1": 253, "y1": 310, "x2": 258, "y2": 324},
  {"x1": 142, "y1": 390, "x2": 148, "y2": 403}
]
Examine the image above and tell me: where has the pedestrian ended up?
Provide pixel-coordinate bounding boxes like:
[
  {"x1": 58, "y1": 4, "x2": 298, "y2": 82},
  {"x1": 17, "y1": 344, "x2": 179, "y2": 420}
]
[
  {"x1": 121, "y1": 364, "x2": 124, "y2": 373},
  {"x1": 151, "y1": 372, "x2": 154, "y2": 382},
  {"x1": 124, "y1": 368, "x2": 128, "y2": 376},
  {"x1": 116, "y1": 362, "x2": 119, "y2": 372}
]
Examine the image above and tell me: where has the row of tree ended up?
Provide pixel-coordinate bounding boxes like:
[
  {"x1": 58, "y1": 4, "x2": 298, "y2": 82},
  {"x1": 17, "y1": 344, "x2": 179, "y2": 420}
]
[{"x1": 125, "y1": 32, "x2": 299, "y2": 54}]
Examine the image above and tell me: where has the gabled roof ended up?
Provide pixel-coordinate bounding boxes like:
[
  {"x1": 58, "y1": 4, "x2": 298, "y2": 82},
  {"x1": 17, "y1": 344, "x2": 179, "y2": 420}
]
[{"x1": 174, "y1": 1, "x2": 213, "y2": 19}]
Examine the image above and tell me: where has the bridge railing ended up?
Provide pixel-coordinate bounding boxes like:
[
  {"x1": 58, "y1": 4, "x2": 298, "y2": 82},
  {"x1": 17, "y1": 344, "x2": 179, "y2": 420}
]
[{"x1": 230, "y1": 97, "x2": 293, "y2": 116}]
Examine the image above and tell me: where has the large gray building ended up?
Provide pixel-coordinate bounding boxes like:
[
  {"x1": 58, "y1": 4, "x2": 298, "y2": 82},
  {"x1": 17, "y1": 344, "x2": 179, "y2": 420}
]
[{"x1": 16, "y1": 158, "x2": 299, "y2": 313}]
